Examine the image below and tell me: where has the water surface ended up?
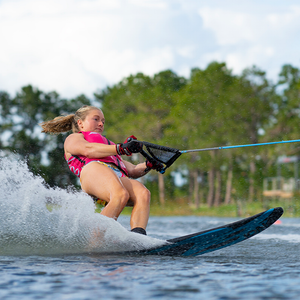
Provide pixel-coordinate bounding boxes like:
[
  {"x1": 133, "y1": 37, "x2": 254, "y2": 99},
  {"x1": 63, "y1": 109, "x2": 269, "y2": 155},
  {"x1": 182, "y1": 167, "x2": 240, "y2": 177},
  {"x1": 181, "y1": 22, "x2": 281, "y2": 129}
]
[
  {"x1": 1, "y1": 216, "x2": 300, "y2": 300},
  {"x1": 1, "y1": 157, "x2": 299, "y2": 299}
]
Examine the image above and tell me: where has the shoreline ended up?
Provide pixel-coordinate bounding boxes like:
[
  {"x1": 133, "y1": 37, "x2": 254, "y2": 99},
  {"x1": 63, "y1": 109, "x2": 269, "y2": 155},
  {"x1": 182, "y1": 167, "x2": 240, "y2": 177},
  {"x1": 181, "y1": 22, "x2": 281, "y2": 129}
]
[{"x1": 119, "y1": 200, "x2": 300, "y2": 218}]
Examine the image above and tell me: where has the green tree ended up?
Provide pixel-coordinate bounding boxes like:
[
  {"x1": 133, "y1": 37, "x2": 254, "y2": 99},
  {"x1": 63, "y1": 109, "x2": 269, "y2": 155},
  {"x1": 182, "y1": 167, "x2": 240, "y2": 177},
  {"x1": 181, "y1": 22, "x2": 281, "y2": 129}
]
[
  {"x1": 4, "y1": 85, "x2": 91, "y2": 188},
  {"x1": 272, "y1": 64, "x2": 300, "y2": 140},
  {"x1": 261, "y1": 64, "x2": 300, "y2": 189},
  {"x1": 0, "y1": 91, "x2": 13, "y2": 150},
  {"x1": 167, "y1": 62, "x2": 236, "y2": 207},
  {"x1": 230, "y1": 66, "x2": 276, "y2": 202},
  {"x1": 95, "y1": 70, "x2": 186, "y2": 204}
]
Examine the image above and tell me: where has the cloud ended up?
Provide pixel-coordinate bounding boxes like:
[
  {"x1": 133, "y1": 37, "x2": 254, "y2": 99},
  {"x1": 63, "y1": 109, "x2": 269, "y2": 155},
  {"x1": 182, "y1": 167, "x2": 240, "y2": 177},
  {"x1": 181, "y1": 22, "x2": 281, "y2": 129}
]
[
  {"x1": 0, "y1": 0, "x2": 209, "y2": 98},
  {"x1": 0, "y1": 0, "x2": 300, "y2": 98},
  {"x1": 199, "y1": 4, "x2": 300, "y2": 45},
  {"x1": 197, "y1": 3, "x2": 300, "y2": 79}
]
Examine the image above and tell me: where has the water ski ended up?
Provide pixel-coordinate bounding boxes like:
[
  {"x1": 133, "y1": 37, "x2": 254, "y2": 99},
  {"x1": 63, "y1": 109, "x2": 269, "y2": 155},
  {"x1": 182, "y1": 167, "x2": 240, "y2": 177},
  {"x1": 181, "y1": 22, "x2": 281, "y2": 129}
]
[{"x1": 129, "y1": 207, "x2": 283, "y2": 257}]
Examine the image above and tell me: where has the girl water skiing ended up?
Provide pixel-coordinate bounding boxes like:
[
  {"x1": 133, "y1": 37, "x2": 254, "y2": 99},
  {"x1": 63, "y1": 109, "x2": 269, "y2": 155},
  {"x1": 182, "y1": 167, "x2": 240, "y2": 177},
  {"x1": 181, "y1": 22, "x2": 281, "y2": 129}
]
[{"x1": 41, "y1": 105, "x2": 161, "y2": 235}]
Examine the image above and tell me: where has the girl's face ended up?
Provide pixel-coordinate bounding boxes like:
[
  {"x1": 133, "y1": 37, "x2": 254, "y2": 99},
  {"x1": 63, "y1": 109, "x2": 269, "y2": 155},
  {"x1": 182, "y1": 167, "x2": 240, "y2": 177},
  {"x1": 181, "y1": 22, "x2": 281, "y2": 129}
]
[{"x1": 78, "y1": 109, "x2": 105, "y2": 134}]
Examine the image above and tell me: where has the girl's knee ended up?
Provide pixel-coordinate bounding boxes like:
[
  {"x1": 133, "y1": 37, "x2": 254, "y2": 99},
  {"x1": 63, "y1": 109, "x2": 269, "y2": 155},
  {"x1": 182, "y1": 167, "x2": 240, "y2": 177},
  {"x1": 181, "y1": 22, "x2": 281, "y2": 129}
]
[
  {"x1": 112, "y1": 188, "x2": 130, "y2": 207},
  {"x1": 139, "y1": 187, "x2": 151, "y2": 205},
  {"x1": 145, "y1": 187, "x2": 151, "y2": 200}
]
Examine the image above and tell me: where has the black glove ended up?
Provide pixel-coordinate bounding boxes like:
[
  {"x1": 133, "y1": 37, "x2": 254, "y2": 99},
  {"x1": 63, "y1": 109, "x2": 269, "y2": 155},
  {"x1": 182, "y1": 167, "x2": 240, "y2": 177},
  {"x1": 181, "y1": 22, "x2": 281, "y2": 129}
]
[
  {"x1": 145, "y1": 158, "x2": 164, "y2": 172},
  {"x1": 116, "y1": 135, "x2": 143, "y2": 156}
]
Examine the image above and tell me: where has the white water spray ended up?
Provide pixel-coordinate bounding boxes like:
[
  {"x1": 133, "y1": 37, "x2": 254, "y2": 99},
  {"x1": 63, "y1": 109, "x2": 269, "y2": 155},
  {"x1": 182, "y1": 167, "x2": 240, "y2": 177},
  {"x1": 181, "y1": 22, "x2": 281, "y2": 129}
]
[{"x1": 0, "y1": 156, "x2": 165, "y2": 256}]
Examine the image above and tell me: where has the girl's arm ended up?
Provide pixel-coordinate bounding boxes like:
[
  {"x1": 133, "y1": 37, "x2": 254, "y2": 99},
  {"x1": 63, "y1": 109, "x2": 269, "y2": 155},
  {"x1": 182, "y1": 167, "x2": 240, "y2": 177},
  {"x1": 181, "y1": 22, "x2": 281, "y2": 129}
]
[
  {"x1": 123, "y1": 160, "x2": 150, "y2": 179},
  {"x1": 64, "y1": 133, "x2": 117, "y2": 158}
]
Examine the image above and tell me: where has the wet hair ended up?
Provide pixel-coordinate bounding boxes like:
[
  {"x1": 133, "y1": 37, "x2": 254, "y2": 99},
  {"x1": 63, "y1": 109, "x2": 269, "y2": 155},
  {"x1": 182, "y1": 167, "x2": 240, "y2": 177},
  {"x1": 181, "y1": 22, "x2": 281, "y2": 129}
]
[{"x1": 40, "y1": 105, "x2": 102, "y2": 134}]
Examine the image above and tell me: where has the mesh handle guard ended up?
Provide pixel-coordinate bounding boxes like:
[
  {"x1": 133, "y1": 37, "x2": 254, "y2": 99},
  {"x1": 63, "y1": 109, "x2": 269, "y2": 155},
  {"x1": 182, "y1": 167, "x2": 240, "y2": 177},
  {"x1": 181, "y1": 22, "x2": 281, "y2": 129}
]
[{"x1": 138, "y1": 141, "x2": 182, "y2": 174}]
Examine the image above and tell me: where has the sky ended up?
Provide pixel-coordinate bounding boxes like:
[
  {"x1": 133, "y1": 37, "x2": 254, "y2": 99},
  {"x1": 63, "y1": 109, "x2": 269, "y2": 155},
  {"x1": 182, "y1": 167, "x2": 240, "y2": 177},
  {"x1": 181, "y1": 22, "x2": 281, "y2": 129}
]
[{"x1": 1, "y1": 0, "x2": 300, "y2": 99}]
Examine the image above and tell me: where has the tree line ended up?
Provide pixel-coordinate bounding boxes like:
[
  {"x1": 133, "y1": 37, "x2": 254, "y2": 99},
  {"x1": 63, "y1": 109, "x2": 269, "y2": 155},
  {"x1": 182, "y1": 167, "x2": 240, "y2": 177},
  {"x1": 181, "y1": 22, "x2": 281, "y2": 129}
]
[{"x1": 1, "y1": 62, "x2": 300, "y2": 206}]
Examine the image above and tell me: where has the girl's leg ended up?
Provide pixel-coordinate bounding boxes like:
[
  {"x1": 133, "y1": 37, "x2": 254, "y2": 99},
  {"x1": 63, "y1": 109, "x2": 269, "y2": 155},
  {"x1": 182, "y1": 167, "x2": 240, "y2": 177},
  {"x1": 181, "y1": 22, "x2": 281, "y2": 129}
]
[
  {"x1": 81, "y1": 162, "x2": 151, "y2": 231},
  {"x1": 120, "y1": 177, "x2": 150, "y2": 230},
  {"x1": 80, "y1": 162, "x2": 129, "y2": 220}
]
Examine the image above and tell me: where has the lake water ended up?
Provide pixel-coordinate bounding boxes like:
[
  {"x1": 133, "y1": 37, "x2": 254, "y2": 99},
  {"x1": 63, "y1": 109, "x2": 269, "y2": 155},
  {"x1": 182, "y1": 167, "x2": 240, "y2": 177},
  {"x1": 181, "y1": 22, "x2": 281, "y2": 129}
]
[{"x1": 1, "y1": 158, "x2": 300, "y2": 299}]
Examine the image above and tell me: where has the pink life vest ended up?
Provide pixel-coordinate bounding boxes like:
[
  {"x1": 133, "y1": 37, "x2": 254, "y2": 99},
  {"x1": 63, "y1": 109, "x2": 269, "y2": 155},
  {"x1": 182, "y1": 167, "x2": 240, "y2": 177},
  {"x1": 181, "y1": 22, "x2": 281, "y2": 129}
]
[{"x1": 65, "y1": 131, "x2": 128, "y2": 178}]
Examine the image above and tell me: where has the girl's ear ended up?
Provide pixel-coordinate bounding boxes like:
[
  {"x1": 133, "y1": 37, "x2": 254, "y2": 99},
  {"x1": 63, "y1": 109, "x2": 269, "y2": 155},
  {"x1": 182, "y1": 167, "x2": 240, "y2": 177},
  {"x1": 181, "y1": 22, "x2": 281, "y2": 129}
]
[{"x1": 77, "y1": 119, "x2": 83, "y2": 129}]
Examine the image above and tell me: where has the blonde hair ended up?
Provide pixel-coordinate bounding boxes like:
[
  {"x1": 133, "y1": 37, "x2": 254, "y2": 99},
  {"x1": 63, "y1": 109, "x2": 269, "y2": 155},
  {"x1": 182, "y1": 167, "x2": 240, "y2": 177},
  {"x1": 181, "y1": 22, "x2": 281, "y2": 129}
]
[{"x1": 40, "y1": 105, "x2": 102, "y2": 134}]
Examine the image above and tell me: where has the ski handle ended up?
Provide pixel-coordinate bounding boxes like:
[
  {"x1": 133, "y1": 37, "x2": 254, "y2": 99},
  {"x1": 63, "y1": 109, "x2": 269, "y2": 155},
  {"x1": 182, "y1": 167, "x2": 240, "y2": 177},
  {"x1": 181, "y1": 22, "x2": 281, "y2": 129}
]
[
  {"x1": 127, "y1": 137, "x2": 167, "y2": 174},
  {"x1": 140, "y1": 148, "x2": 167, "y2": 174}
]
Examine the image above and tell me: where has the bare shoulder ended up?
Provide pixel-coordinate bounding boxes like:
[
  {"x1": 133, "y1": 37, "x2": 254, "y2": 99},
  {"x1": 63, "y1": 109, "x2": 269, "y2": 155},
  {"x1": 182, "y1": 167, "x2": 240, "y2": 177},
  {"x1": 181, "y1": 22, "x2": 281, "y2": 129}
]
[
  {"x1": 64, "y1": 133, "x2": 86, "y2": 156},
  {"x1": 65, "y1": 132, "x2": 84, "y2": 144}
]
